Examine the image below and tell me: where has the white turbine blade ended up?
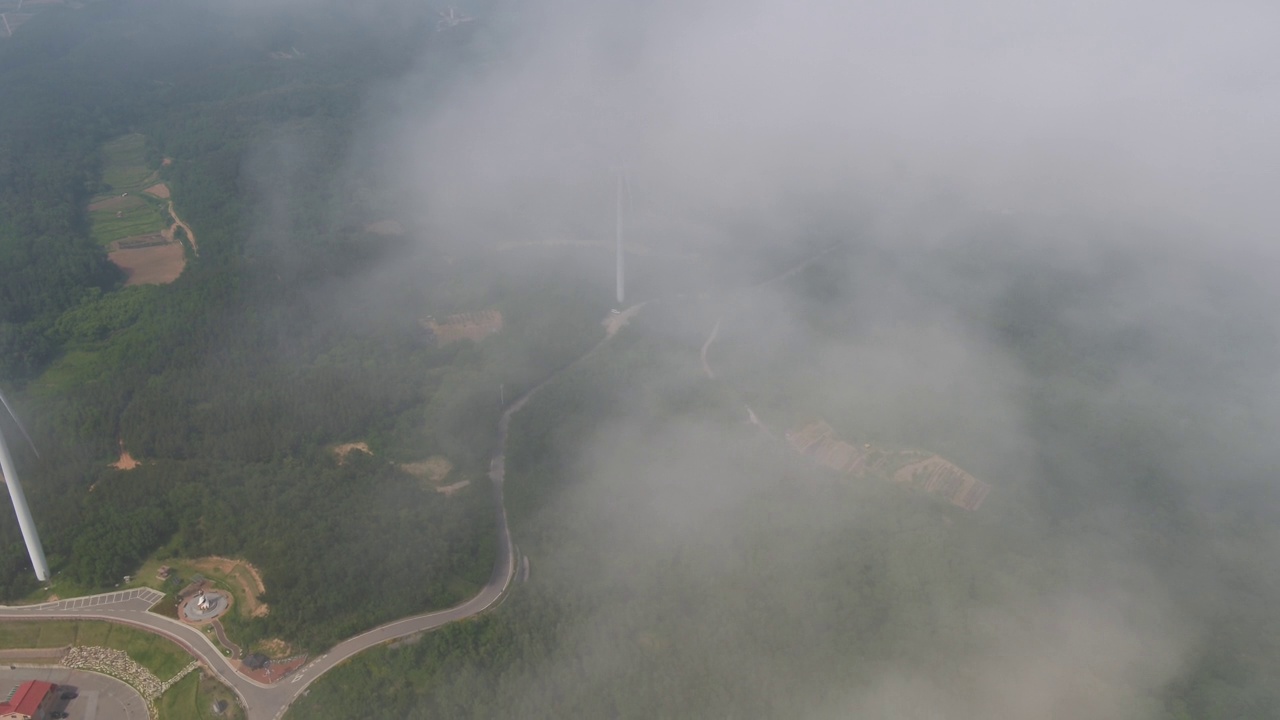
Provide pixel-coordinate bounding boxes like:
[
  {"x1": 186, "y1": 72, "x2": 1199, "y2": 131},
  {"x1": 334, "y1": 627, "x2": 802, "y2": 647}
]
[
  {"x1": 0, "y1": 389, "x2": 38, "y2": 458},
  {"x1": 623, "y1": 167, "x2": 634, "y2": 214}
]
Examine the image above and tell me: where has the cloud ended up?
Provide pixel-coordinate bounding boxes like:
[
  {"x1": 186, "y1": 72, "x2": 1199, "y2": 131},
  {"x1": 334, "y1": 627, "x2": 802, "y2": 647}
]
[{"x1": 317, "y1": 0, "x2": 1280, "y2": 714}]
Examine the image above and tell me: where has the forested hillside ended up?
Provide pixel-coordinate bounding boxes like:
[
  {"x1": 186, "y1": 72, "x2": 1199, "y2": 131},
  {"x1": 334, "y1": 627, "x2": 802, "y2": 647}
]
[{"x1": 0, "y1": 0, "x2": 602, "y2": 650}]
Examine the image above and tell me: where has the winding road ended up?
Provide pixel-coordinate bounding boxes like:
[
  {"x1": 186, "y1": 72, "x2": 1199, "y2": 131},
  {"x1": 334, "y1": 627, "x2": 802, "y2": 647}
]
[
  {"x1": 0, "y1": 310, "x2": 627, "y2": 720},
  {"x1": 0, "y1": 245, "x2": 838, "y2": 719}
]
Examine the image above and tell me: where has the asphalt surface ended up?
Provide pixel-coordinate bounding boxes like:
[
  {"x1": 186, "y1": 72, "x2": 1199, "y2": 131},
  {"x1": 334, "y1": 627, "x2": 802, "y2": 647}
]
[
  {"x1": 0, "y1": 667, "x2": 148, "y2": 720},
  {"x1": 0, "y1": 257, "x2": 837, "y2": 719},
  {"x1": 0, "y1": 353, "x2": 553, "y2": 720},
  {"x1": 0, "y1": 302, "x2": 673, "y2": 720}
]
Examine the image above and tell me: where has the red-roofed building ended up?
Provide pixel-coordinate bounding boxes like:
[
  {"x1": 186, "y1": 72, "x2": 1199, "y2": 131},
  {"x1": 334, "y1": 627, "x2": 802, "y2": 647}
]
[{"x1": 0, "y1": 680, "x2": 57, "y2": 720}]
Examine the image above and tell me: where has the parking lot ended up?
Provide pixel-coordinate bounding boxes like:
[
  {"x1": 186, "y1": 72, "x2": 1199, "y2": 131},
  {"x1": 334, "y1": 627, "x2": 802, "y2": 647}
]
[{"x1": 0, "y1": 667, "x2": 147, "y2": 720}]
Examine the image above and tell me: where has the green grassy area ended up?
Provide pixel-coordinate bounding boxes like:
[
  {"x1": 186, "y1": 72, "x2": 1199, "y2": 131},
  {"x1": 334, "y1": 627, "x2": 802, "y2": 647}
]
[
  {"x1": 0, "y1": 620, "x2": 190, "y2": 679},
  {"x1": 88, "y1": 133, "x2": 167, "y2": 246},
  {"x1": 88, "y1": 198, "x2": 167, "y2": 246},
  {"x1": 156, "y1": 671, "x2": 245, "y2": 720},
  {"x1": 128, "y1": 557, "x2": 259, "y2": 622},
  {"x1": 123, "y1": 556, "x2": 272, "y2": 655},
  {"x1": 99, "y1": 134, "x2": 156, "y2": 192}
]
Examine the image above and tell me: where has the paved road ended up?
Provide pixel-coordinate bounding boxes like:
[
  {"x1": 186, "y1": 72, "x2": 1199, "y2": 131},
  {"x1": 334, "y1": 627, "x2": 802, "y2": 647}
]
[
  {"x1": 0, "y1": 244, "x2": 836, "y2": 718},
  {"x1": 0, "y1": 667, "x2": 147, "y2": 720},
  {"x1": 0, "y1": 245, "x2": 836, "y2": 719},
  {"x1": 0, "y1": 317, "x2": 607, "y2": 720}
]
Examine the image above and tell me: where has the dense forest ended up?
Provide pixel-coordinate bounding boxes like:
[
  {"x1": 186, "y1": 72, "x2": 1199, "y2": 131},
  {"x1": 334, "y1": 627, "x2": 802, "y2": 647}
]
[{"x1": 0, "y1": 0, "x2": 609, "y2": 650}]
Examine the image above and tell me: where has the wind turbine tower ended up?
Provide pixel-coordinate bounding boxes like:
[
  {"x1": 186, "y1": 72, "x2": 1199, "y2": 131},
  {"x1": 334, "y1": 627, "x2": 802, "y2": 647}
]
[
  {"x1": 0, "y1": 391, "x2": 49, "y2": 582},
  {"x1": 615, "y1": 168, "x2": 626, "y2": 307}
]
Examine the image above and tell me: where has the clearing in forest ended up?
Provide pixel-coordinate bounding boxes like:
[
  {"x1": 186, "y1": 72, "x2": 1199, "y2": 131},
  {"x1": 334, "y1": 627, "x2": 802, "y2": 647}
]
[
  {"x1": 332, "y1": 441, "x2": 372, "y2": 463},
  {"x1": 91, "y1": 135, "x2": 191, "y2": 284},
  {"x1": 400, "y1": 455, "x2": 453, "y2": 484},
  {"x1": 401, "y1": 456, "x2": 471, "y2": 496},
  {"x1": 786, "y1": 420, "x2": 991, "y2": 510},
  {"x1": 109, "y1": 241, "x2": 185, "y2": 285},
  {"x1": 184, "y1": 557, "x2": 269, "y2": 619},
  {"x1": 111, "y1": 440, "x2": 140, "y2": 470},
  {"x1": 89, "y1": 136, "x2": 171, "y2": 230},
  {"x1": 421, "y1": 310, "x2": 503, "y2": 344}
]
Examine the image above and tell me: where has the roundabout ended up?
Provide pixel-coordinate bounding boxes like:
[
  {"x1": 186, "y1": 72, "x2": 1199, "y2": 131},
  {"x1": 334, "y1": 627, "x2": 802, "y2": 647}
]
[{"x1": 180, "y1": 590, "x2": 230, "y2": 624}]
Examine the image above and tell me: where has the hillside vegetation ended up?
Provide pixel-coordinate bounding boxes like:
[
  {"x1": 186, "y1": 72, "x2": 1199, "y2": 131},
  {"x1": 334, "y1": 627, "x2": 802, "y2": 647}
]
[{"x1": 0, "y1": 0, "x2": 597, "y2": 652}]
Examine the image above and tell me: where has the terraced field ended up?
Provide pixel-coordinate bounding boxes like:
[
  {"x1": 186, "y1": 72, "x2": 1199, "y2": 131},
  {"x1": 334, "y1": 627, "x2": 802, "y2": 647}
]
[{"x1": 89, "y1": 134, "x2": 166, "y2": 246}]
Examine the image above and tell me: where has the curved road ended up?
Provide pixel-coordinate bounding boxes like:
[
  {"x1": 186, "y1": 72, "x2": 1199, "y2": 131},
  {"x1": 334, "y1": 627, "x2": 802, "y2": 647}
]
[
  {"x1": 0, "y1": 245, "x2": 837, "y2": 719},
  {"x1": 0, "y1": 316, "x2": 616, "y2": 720}
]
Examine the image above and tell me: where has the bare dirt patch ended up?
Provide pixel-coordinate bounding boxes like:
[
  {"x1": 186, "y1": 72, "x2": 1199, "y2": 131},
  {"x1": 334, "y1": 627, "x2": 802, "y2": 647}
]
[
  {"x1": 109, "y1": 241, "x2": 185, "y2": 285},
  {"x1": 112, "y1": 449, "x2": 139, "y2": 471},
  {"x1": 421, "y1": 310, "x2": 503, "y2": 344},
  {"x1": 164, "y1": 201, "x2": 198, "y2": 255},
  {"x1": 253, "y1": 638, "x2": 295, "y2": 659},
  {"x1": 143, "y1": 182, "x2": 170, "y2": 199},
  {"x1": 400, "y1": 456, "x2": 453, "y2": 484},
  {"x1": 364, "y1": 219, "x2": 404, "y2": 235},
  {"x1": 332, "y1": 441, "x2": 371, "y2": 464},
  {"x1": 436, "y1": 479, "x2": 471, "y2": 496},
  {"x1": 161, "y1": 157, "x2": 173, "y2": 166}
]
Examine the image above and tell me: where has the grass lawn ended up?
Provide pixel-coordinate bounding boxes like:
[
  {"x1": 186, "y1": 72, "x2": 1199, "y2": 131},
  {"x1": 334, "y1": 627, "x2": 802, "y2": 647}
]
[
  {"x1": 156, "y1": 671, "x2": 245, "y2": 720},
  {"x1": 129, "y1": 556, "x2": 261, "y2": 625},
  {"x1": 0, "y1": 620, "x2": 191, "y2": 679}
]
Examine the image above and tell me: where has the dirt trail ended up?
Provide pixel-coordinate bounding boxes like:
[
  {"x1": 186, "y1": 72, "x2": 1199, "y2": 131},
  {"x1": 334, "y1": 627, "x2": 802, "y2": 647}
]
[{"x1": 167, "y1": 200, "x2": 198, "y2": 255}]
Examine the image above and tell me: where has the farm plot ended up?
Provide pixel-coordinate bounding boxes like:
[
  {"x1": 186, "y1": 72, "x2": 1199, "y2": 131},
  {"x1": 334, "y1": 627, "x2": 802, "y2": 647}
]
[
  {"x1": 89, "y1": 195, "x2": 166, "y2": 245},
  {"x1": 108, "y1": 242, "x2": 185, "y2": 286}
]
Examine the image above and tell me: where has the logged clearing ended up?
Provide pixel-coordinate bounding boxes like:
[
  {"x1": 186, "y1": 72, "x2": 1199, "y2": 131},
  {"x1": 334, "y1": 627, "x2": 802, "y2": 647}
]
[
  {"x1": 112, "y1": 448, "x2": 139, "y2": 470},
  {"x1": 787, "y1": 420, "x2": 991, "y2": 510},
  {"x1": 421, "y1": 310, "x2": 503, "y2": 344},
  {"x1": 188, "y1": 556, "x2": 269, "y2": 618},
  {"x1": 436, "y1": 479, "x2": 471, "y2": 496},
  {"x1": 110, "y1": 242, "x2": 185, "y2": 285},
  {"x1": 144, "y1": 182, "x2": 171, "y2": 199},
  {"x1": 401, "y1": 455, "x2": 453, "y2": 484},
  {"x1": 332, "y1": 441, "x2": 371, "y2": 463}
]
